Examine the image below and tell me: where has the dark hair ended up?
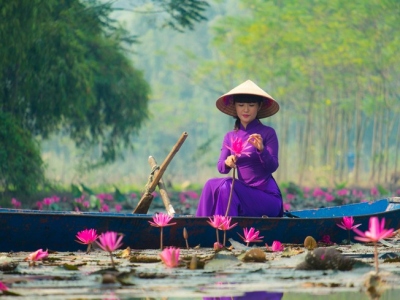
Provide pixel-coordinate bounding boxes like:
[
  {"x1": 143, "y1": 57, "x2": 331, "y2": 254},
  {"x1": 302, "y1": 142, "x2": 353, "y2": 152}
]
[
  {"x1": 233, "y1": 94, "x2": 264, "y2": 130},
  {"x1": 233, "y1": 94, "x2": 264, "y2": 104}
]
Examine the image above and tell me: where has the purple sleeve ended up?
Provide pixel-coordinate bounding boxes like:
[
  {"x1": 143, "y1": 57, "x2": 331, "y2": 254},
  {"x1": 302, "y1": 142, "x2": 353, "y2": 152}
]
[
  {"x1": 258, "y1": 128, "x2": 279, "y2": 173},
  {"x1": 217, "y1": 134, "x2": 232, "y2": 174}
]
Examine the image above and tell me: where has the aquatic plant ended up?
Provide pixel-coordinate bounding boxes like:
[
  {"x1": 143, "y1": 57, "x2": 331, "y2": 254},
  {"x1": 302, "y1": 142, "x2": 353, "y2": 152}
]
[
  {"x1": 336, "y1": 216, "x2": 361, "y2": 244},
  {"x1": 25, "y1": 249, "x2": 48, "y2": 266},
  {"x1": 353, "y1": 217, "x2": 394, "y2": 273},
  {"x1": 224, "y1": 137, "x2": 252, "y2": 216},
  {"x1": 96, "y1": 231, "x2": 124, "y2": 269},
  {"x1": 76, "y1": 228, "x2": 98, "y2": 253},
  {"x1": 11, "y1": 198, "x2": 21, "y2": 209},
  {"x1": 159, "y1": 247, "x2": 180, "y2": 268},
  {"x1": 266, "y1": 241, "x2": 284, "y2": 252},
  {"x1": 148, "y1": 212, "x2": 177, "y2": 250},
  {"x1": 207, "y1": 215, "x2": 224, "y2": 245},
  {"x1": 219, "y1": 216, "x2": 238, "y2": 246},
  {"x1": 0, "y1": 281, "x2": 8, "y2": 291},
  {"x1": 237, "y1": 227, "x2": 264, "y2": 246}
]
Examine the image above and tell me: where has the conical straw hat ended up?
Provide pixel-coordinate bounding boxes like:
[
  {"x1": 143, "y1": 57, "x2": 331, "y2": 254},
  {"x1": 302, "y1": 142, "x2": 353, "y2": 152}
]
[{"x1": 216, "y1": 80, "x2": 279, "y2": 118}]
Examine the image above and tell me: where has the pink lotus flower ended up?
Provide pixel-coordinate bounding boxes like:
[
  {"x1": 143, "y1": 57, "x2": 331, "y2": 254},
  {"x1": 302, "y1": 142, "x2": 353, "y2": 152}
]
[
  {"x1": 337, "y1": 216, "x2": 361, "y2": 230},
  {"x1": 226, "y1": 137, "x2": 252, "y2": 157},
  {"x1": 149, "y1": 212, "x2": 177, "y2": 227},
  {"x1": 266, "y1": 241, "x2": 284, "y2": 252},
  {"x1": 337, "y1": 189, "x2": 349, "y2": 197},
  {"x1": 11, "y1": 198, "x2": 21, "y2": 209},
  {"x1": 76, "y1": 228, "x2": 98, "y2": 253},
  {"x1": 213, "y1": 242, "x2": 223, "y2": 250},
  {"x1": 159, "y1": 247, "x2": 180, "y2": 268},
  {"x1": 96, "y1": 231, "x2": 124, "y2": 268},
  {"x1": 353, "y1": 217, "x2": 394, "y2": 273},
  {"x1": 207, "y1": 215, "x2": 224, "y2": 245},
  {"x1": 353, "y1": 217, "x2": 394, "y2": 243},
  {"x1": 370, "y1": 187, "x2": 379, "y2": 196},
  {"x1": 25, "y1": 249, "x2": 48, "y2": 266},
  {"x1": 286, "y1": 193, "x2": 295, "y2": 201},
  {"x1": 238, "y1": 227, "x2": 264, "y2": 246},
  {"x1": 0, "y1": 281, "x2": 8, "y2": 291},
  {"x1": 219, "y1": 216, "x2": 238, "y2": 246},
  {"x1": 149, "y1": 213, "x2": 177, "y2": 249},
  {"x1": 283, "y1": 202, "x2": 291, "y2": 211}
]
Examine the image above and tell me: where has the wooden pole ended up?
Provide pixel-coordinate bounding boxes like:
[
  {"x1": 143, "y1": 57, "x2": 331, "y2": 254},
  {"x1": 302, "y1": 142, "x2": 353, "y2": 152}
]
[
  {"x1": 133, "y1": 132, "x2": 188, "y2": 214},
  {"x1": 148, "y1": 156, "x2": 176, "y2": 216}
]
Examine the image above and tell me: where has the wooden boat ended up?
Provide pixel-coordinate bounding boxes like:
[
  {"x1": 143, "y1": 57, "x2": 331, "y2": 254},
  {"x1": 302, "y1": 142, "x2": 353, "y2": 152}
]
[{"x1": 1, "y1": 197, "x2": 399, "y2": 252}]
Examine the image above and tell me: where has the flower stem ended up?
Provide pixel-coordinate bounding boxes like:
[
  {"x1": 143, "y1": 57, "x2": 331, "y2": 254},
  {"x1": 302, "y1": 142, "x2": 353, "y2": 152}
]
[
  {"x1": 223, "y1": 230, "x2": 227, "y2": 247},
  {"x1": 160, "y1": 227, "x2": 164, "y2": 250},
  {"x1": 109, "y1": 251, "x2": 115, "y2": 269},
  {"x1": 347, "y1": 230, "x2": 351, "y2": 245},
  {"x1": 225, "y1": 168, "x2": 236, "y2": 217},
  {"x1": 216, "y1": 228, "x2": 220, "y2": 245},
  {"x1": 374, "y1": 242, "x2": 379, "y2": 274}
]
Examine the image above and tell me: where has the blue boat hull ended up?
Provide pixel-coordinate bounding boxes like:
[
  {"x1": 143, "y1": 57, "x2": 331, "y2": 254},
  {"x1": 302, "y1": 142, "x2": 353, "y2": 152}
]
[{"x1": 1, "y1": 198, "x2": 399, "y2": 252}]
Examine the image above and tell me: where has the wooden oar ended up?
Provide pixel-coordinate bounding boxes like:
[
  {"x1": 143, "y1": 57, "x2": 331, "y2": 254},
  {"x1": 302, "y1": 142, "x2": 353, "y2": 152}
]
[
  {"x1": 133, "y1": 132, "x2": 188, "y2": 214},
  {"x1": 148, "y1": 156, "x2": 176, "y2": 216}
]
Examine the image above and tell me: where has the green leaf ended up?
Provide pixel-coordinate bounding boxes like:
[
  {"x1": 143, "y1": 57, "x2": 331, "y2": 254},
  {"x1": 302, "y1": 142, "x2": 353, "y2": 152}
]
[{"x1": 71, "y1": 184, "x2": 82, "y2": 199}]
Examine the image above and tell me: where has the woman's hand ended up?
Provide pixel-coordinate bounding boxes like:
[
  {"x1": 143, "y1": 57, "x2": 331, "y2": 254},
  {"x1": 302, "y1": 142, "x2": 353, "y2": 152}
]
[
  {"x1": 225, "y1": 155, "x2": 237, "y2": 168},
  {"x1": 248, "y1": 134, "x2": 264, "y2": 152}
]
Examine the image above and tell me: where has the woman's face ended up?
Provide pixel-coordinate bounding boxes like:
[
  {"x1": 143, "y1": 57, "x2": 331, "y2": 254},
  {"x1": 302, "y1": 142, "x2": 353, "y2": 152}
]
[{"x1": 235, "y1": 102, "x2": 260, "y2": 128}]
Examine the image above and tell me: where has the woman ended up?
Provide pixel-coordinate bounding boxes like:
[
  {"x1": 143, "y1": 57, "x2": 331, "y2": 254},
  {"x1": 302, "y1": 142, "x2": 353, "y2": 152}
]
[{"x1": 196, "y1": 80, "x2": 283, "y2": 217}]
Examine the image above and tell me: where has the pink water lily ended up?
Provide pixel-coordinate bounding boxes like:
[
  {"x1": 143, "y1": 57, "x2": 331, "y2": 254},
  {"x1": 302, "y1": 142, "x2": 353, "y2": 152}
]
[
  {"x1": 337, "y1": 216, "x2": 361, "y2": 244},
  {"x1": 149, "y1": 213, "x2": 177, "y2": 250},
  {"x1": 270, "y1": 241, "x2": 284, "y2": 252},
  {"x1": 25, "y1": 249, "x2": 48, "y2": 266},
  {"x1": 76, "y1": 228, "x2": 98, "y2": 253},
  {"x1": 207, "y1": 215, "x2": 225, "y2": 245},
  {"x1": 148, "y1": 212, "x2": 177, "y2": 227},
  {"x1": 238, "y1": 227, "x2": 264, "y2": 246},
  {"x1": 353, "y1": 217, "x2": 394, "y2": 273},
  {"x1": 0, "y1": 281, "x2": 8, "y2": 291},
  {"x1": 337, "y1": 216, "x2": 361, "y2": 230},
  {"x1": 219, "y1": 216, "x2": 238, "y2": 247},
  {"x1": 159, "y1": 247, "x2": 180, "y2": 268},
  {"x1": 96, "y1": 231, "x2": 124, "y2": 268},
  {"x1": 226, "y1": 137, "x2": 252, "y2": 157}
]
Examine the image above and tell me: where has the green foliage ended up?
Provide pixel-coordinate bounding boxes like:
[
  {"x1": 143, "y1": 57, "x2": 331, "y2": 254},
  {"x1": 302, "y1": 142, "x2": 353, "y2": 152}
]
[
  {"x1": 0, "y1": 112, "x2": 45, "y2": 194},
  {"x1": 0, "y1": 0, "x2": 151, "y2": 192}
]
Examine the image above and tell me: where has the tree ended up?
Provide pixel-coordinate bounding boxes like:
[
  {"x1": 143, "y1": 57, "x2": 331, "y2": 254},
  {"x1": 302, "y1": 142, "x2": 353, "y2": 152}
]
[{"x1": 0, "y1": 0, "x2": 150, "y2": 193}]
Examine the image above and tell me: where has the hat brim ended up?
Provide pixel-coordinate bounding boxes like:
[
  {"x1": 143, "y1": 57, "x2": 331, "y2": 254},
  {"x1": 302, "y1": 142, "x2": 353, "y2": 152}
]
[{"x1": 215, "y1": 80, "x2": 280, "y2": 118}]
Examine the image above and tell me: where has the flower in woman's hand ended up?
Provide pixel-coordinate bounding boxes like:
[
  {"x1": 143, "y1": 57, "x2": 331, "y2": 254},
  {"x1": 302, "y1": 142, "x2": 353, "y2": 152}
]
[
  {"x1": 337, "y1": 216, "x2": 361, "y2": 231},
  {"x1": 76, "y1": 228, "x2": 98, "y2": 253},
  {"x1": 226, "y1": 137, "x2": 252, "y2": 157},
  {"x1": 238, "y1": 227, "x2": 264, "y2": 246},
  {"x1": 96, "y1": 231, "x2": 124, "y2": 269},
  {"x1": 25, "y1": 249, "x2": 48, "y2": 266},
  {"x1": 148, "y1": 212, "x2": 177, "y2": 228},
  {"x1": 159, "y1": 247, "x2": 180, "y2": 268}
]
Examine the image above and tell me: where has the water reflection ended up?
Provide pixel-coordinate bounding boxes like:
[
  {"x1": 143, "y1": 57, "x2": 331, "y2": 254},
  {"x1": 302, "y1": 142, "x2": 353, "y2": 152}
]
[{"x1": 203, "y1": 291, "x2": 283, "y2": 300}]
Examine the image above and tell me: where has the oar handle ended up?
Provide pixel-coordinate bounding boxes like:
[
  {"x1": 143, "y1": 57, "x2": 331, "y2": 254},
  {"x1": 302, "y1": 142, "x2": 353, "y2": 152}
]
[{"x1": 147, "y1": 132, "x2": 188, "y2": 192}]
